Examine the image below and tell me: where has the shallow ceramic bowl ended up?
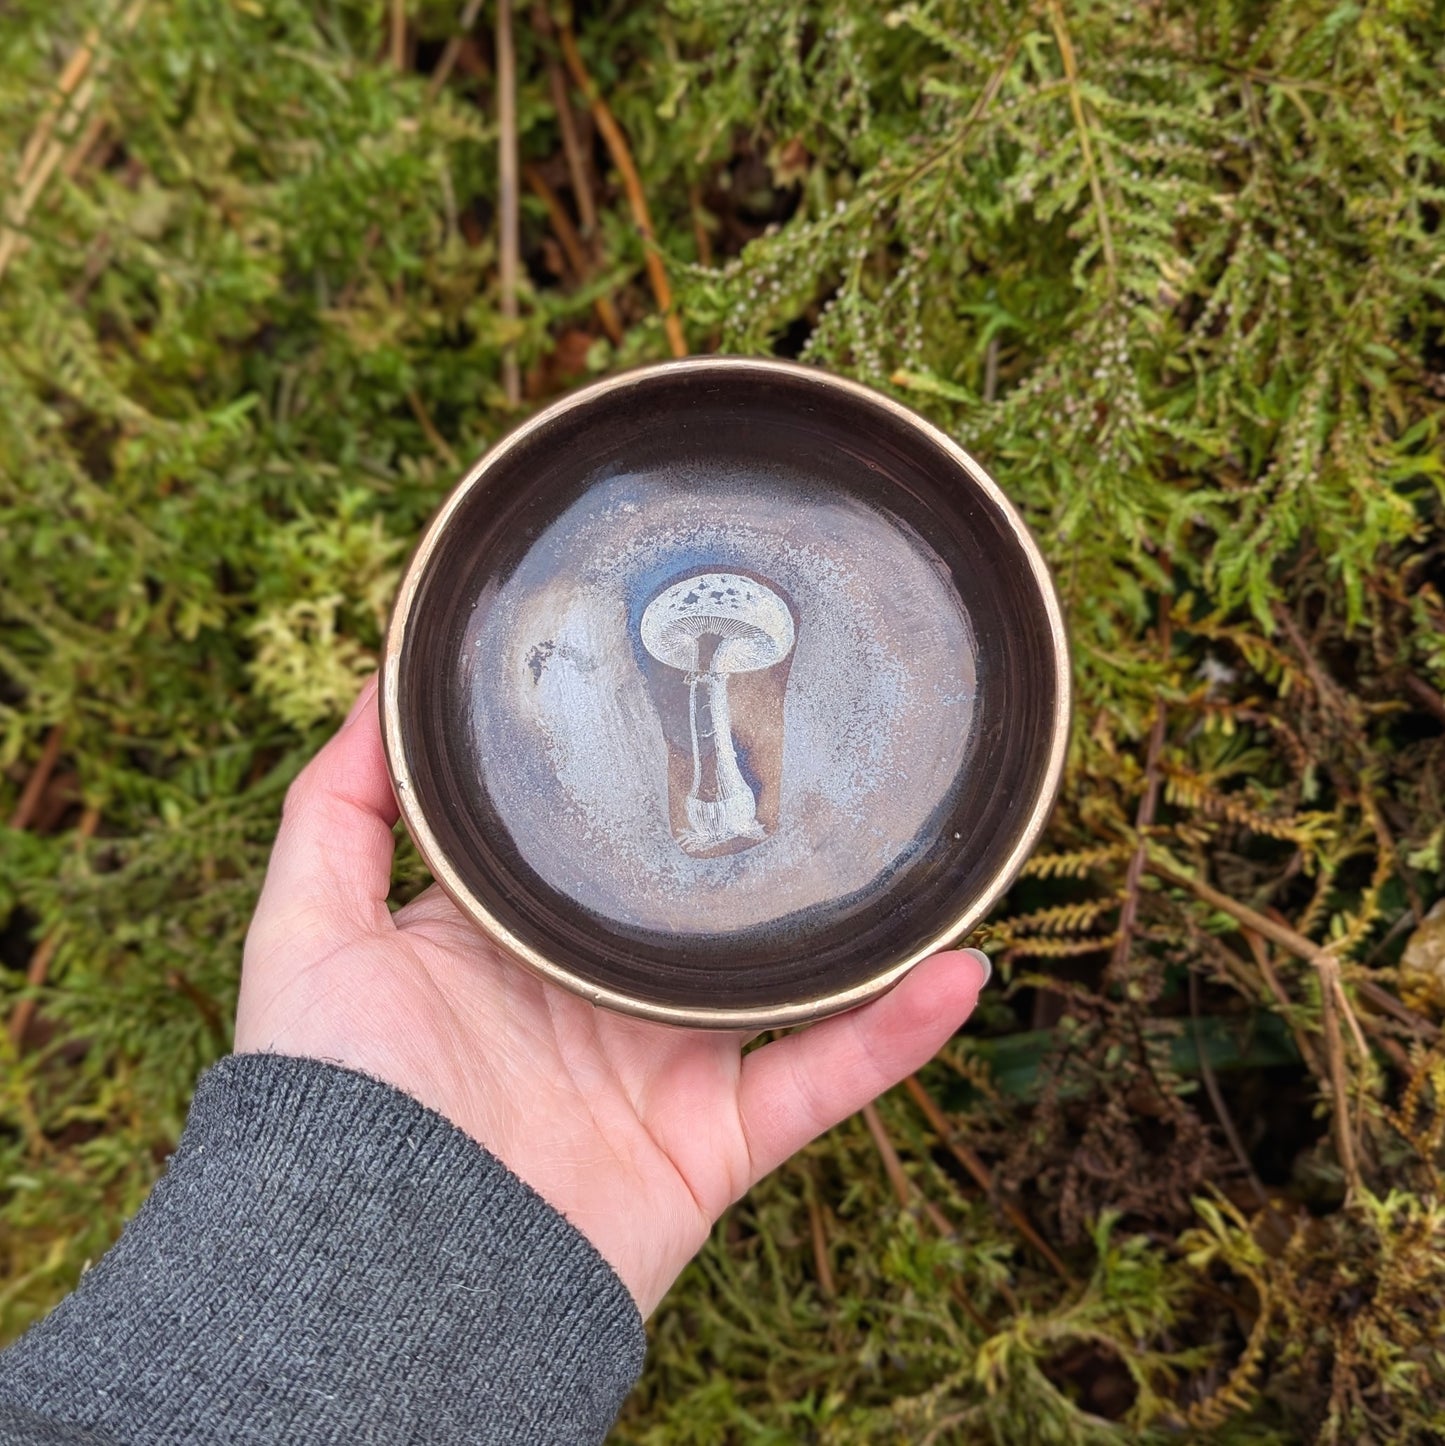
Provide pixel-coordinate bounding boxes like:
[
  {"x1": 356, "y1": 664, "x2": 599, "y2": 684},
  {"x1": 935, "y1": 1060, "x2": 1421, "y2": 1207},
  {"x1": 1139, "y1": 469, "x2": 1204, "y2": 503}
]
[{"x1": 382, "y1": 358, "x2": 1069, "y2": 1028}]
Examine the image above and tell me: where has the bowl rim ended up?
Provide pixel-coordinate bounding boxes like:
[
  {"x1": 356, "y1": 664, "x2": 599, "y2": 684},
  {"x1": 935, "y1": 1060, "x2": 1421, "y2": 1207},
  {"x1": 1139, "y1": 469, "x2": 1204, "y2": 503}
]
[{"x1": 381, "y1": 356, "x2": 1071, "y2": 1029}]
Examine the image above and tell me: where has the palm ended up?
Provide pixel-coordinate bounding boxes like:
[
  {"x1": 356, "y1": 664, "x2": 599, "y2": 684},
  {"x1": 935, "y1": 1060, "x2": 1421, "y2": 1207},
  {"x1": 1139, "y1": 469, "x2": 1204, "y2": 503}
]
[{"x1": 237, "y1": 678, "x2": 986, "y2": 1314}]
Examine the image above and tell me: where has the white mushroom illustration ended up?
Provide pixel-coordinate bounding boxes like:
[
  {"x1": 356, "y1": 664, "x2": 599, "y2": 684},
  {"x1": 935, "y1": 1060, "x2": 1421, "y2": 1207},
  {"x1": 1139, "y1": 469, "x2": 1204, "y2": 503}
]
[{"x1": 640, "y1": 572, "x2": 795, "y2": 854}]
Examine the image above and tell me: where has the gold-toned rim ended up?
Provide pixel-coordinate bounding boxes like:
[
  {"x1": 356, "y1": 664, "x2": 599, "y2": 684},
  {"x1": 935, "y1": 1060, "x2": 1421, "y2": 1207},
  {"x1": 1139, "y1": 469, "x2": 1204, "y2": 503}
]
[{"x1": 381, "y1": 357, "x2": 1071, "y2": 1030}]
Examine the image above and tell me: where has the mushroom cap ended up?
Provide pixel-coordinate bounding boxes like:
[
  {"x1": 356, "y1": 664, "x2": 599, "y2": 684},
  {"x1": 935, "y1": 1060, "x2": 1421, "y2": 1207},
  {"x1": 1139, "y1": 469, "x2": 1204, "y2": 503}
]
[{"x1": 640, "y1": 572, "x2": 795, "y2": 674}]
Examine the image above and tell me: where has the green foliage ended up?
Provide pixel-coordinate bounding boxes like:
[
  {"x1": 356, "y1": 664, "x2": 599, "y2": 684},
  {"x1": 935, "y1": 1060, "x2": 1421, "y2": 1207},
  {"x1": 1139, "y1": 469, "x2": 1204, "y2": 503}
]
[{"x1": 3, "y1": 0, "x2": 1444, "y2": 1439}]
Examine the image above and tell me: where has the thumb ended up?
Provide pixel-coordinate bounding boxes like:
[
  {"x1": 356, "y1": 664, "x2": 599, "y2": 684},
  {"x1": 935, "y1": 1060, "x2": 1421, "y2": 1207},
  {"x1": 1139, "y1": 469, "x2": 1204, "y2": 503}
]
[
  {"x1": 246, "y1": 674, "x2": 400, "y2": 961},
  {"x1": 736, "y1": 949, "x2": 989, "y2": 1184}
]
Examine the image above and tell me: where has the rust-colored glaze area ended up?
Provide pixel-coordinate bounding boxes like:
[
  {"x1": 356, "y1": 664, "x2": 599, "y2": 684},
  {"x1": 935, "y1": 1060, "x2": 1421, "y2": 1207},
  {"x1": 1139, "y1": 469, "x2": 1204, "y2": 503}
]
[{"x1": 383, "y1": 359, "x2": 1069, "y2": 1028}]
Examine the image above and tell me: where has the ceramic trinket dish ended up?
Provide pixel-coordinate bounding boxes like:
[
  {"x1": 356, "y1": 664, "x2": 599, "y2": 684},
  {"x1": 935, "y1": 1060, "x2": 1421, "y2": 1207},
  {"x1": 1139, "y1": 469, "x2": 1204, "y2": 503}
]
[{"x1": 381, "y1": 358, "x2": 1069, "y2": 1028}]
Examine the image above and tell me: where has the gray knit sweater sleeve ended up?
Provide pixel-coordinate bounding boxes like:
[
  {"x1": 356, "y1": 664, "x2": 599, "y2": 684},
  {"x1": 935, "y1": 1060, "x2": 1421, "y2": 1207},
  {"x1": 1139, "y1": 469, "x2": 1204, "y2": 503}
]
[{"x1": 0, "y1": 1054, "x2": 646, "y2": 1445}]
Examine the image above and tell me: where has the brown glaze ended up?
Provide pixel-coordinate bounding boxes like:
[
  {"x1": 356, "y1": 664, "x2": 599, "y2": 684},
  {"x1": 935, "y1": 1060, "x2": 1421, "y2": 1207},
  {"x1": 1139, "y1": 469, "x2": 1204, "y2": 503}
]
[{"x1": 382, "y1": 359, "x2": 1070, "y2": 1028}]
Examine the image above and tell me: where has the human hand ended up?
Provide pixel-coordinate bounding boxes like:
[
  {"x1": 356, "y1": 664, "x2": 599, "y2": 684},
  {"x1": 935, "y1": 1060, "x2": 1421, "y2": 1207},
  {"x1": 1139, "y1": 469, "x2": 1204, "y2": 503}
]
[{"x1": 236, "y1": 675, "x2": 989, "y2": 1316}]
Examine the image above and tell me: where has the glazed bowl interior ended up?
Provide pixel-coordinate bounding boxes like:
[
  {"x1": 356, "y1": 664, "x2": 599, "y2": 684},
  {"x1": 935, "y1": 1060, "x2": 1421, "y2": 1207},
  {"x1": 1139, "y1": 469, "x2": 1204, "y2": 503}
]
[{"x1": 384, "y1": 359, "x2": 1067, "y2": 1028}]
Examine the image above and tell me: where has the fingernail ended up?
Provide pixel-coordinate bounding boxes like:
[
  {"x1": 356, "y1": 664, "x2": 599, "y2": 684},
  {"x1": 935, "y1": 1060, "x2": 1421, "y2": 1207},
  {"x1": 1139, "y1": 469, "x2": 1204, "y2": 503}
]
[{"x1": 963, "y1": 948, "x2": 992, "y2": 988}]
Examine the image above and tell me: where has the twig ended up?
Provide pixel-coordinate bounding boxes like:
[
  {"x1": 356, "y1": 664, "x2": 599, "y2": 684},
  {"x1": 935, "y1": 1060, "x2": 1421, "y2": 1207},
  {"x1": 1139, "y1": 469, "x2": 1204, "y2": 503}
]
[
  {"x1": 523, "y1": 163, "x2": 624, "y2": 344},
  {"x1": 558, "y1": 21, "x2": 687, "y2": 358},
  {"x1": 860, "y1": 1103, "x2": 1000, "y2": 1329},
  {"x1": 8, "y1": 725, "x2": 66, "y2": 831},
  {"x1": 405, "y1": 390, "x2": 459, "y2": 468},
  {"x1": 167, "y1": 969, "x2": 229, "y2": 1047},
  {"x1": 687, "y1": 182, "x2": 713, "y2": 268},
  {"x1": 1046, "y1": 0, "x2": 1116, "y2": 288},
  {"x1": 1359, "y1": 783, "x2": 1423, "y2": 924},
  {"x1": 389, "y1": 0, "x2": 407, "y2": 71},
  {"x1": 427, "y1": 0, "x2": 486, "y2": 99},
  {"x1": 13, "y1": 24, "x2": 103, "y2": 190},
  {"x1": 893, "y1": 37, "x2": 1020, "y2": 195},
  {"x1": 1359, "y1": 1022, "x2": 1411, "y2": 1074},
  {"x1": 1272, "y1": 602, "x2": 1346, "y2": 713},
  {"x1": 1247, "y1": 918, "x2": 1420, "y2": 1077},
  {"x1": 1110, "y1": 601, "x2": 1171, "y2": 979},
  {"x1": 1157, "y1": 860, "x2": 1437, "y2": 1035},
  {"x1": 496, "y1": 0, "x2": 521, "y2": 405},
  {"x1": 1354, "y1": 976, "x2": 1442, "y2": 1040},
  {"x1": 1189, "y1": 970, "x2": 1269, "y2": 1206},
  {"x1": 69, "y1": 232, "x2": 114, "y2": 304},
  {"x1": 902, "y1": 1075, "x2": 1076, "y2": 1284},
  {"x1": 865, "y1": 1100, "x2": 1021, "y2": 1326},
  {"x1": 0, "y1": 0, "x2": 146, "y2": 283},
  {"x1": 8, "y1": 935, "x2": 59, "y2": 1050},
  {"x1": 0, "y1": 71, "x2": 99, "y2": 281},
  {"x1": 1364, "y1": 909, "x2": 1423, "y2": 968},
  {"x1": 1157, "y1": 863, "x2": 1327, "y2": 968},
  {"x1": 806, "y1": 1194, "x2": 836, "y2": 1300},
  {"x1": 1316, "y1": 958, "x2": 1364, "y2": 1197},
  {"x1": 862, "y1": 1100, "x2": 914, "y2": 1210},
  {"x1": 8, "y1": 804, "x2": 102, "y2": 1048},
  {"x1": 1157, "y1": 860, "x2": 1400, "y2": 1049},
  {"x1": 1244, "y1": 929, "x2": 1324, "y2": 1078},
  {"x1": 861, "y1": 1102, "x2": 955, "y2": 1235},
  {"x1": 1156, "y1": 862, "x2": 1390, "y2": 1197},
  {"x1": 548, "y1": 59, "x2": 598, "y2": 239},
  {"x1": 60, "y1": 111, "x2": 112, "y2": 184},
  {"x1": 982, "y1": 335, "x2": 1000, "y2": 404},
  {"x1": 1403, "y1": 671, "x2": 1445, "y2": 728}
]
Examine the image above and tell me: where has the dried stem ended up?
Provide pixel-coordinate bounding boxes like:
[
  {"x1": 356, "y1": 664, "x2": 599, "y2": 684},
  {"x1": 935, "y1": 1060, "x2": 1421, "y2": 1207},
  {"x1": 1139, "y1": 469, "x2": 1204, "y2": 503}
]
[
  {"x1": 1110, "y1": 601, "x2": 1172, "y2": 979},
  {"x1": 687, "y1": 182, "x2": 713, "y2": 268},
  {"x1": 862, "y1": 1100, "x2": 914, "y2": 1210},
  {"x1": 902, "y1": 1075, "x2": 1076, "y2": 1284},
  {"x1": 523, "y1": 163, "x2": 624, "y2": 344},
  {"x1": 389, "y1": 0, "x2": 407, "y2": 71},
  {"x1": 1157, "y1": 861, "x2": 1329, "y2": 963},
  {"x1": 1156, "y1": 861, "x2": 1388, "y2": 1197},
  {"x1": 1274, "y1": 601, "x2": 1351, "y2": 717},
  {"x1": 13, "y1": 24, "x2": 103, "y2": 189},
  {"x1": 548, "y1": 59, "x2": 598, "y2": 239},
  {"x1": 1359, "y1": 784, "x2": 1422, "y2": 925},
  {"x1": 0, "y1": 0, "x2": 146, "y2": 282},
  {"x1": 61, "y1": 111, "x2": 112, "y2": 184},
  {"x1": 1157, "y1": 860, "x2": 1413, "y2": 1050},
  {"x1": 427, "y1": 0, "x2": 487, "y2": 100},
  {"x1": 1354, "y1": 975, "x2": 1442, "y2": 1040},
  {"x1": 1244, "y1": 928, "x2": 1324, "y2": 1078},
  {"x1": 1047, "y1": 0, "x2": 1116, "y2": 288},
  {"x1": 558, "y1": 21, "x2": 687, "y2": 358},
  {"x1": 983, "y1": 335, "x2": 1000, "y2": 404},
  {"x1": 405, "y1": 390, "x2": 459, "y2": 468},
  {"x1": 8, "y1": 725, "x2": 66, "y2": 831},
  {"x1": 860, "y1": 1102, "x2": 956, "y2": 1238},
  {"x1": 1316, "y1": 959, "x2": 1364, "y2": 1196},
  {"x1": 861, "y1": 1101, "x2": 1015, "y2": 1326},
  {"x1": 806, "y1": 1193, "x2": 836, "y2": 1300},
  {"x1": 167, "y1": 969, "x2": 229, "y2": 1047},
  {"x1": 1155, "y1": 860, "x2": 1436, "y2": 1037},
  {"x1": 1189, "y1": 970, "x2": 1269, "y2": 1205},
  {"x1": 496, "y1": 0, "x2": 521, "y2": 405},
  {"x1": 1403, "y1": 670, "x2": 1445, "y2": 728},
  {"x1": 8, "y1": 804, "x2": 102, "y2": 1048}
]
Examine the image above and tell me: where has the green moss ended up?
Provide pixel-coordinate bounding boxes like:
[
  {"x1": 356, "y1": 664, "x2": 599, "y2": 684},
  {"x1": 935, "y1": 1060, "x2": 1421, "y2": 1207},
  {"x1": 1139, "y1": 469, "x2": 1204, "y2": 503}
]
[{"x1": 3, "y1": 0, "x2": 1444, "y2": 1438}]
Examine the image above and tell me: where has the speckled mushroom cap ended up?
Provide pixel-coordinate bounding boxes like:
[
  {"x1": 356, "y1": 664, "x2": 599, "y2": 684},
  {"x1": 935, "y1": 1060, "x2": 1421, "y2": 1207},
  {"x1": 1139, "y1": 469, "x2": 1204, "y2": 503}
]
[
  {"x1": 640, "y1": 573, "x2": 795, "y2": 675},
  {"x1": 382, "y1": 358, "x2": 1070, "y2": 1029}
]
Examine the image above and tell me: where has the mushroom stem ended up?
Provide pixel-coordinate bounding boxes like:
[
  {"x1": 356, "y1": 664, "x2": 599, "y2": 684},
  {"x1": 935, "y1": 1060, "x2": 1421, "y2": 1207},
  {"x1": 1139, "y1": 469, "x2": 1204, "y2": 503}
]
[{"x1": 683, "y1": 670, "x2": 762, "y2": 851}]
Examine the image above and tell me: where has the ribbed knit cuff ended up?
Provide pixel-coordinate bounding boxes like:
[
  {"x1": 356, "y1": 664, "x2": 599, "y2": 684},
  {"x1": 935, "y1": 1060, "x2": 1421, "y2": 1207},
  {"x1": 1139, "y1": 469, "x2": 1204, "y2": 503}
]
[{"x1": 0, "y1": 1054, "x2": 645, "y2": 1445}]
